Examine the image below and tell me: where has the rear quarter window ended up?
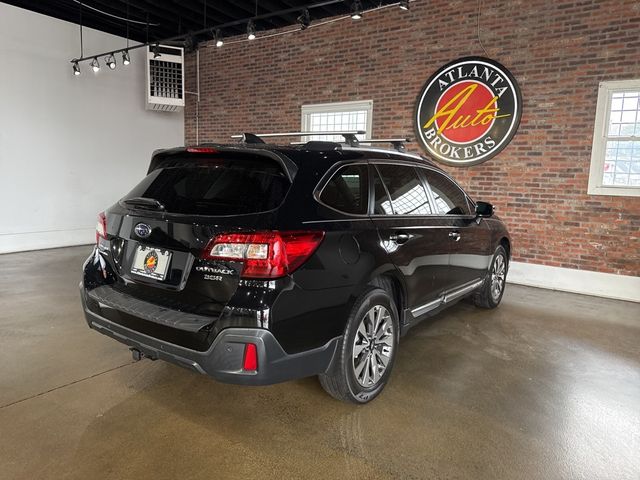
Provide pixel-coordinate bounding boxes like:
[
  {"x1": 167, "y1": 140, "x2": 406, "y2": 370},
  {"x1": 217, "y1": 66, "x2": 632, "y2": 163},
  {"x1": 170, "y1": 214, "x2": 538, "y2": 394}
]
[{"x1": 319, "y1": 164, "x2": 368, "y2": 215}]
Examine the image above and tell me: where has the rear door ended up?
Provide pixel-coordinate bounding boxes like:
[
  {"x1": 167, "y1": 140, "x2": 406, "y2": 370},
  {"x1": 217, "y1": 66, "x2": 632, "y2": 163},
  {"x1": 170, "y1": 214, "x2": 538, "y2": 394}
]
[
  {"x1": 421, "y1": 168, "x2": 493, "y2": 287},
  {"x1": 369, "y1": 162, "x2": 452, "y2": 313}
]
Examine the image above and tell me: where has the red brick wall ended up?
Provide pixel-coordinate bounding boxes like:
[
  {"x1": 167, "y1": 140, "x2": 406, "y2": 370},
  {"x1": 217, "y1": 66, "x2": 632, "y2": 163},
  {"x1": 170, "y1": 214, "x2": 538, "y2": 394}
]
[{"x1": 184, "y1": 0, "x2": 640, "y2": 276}]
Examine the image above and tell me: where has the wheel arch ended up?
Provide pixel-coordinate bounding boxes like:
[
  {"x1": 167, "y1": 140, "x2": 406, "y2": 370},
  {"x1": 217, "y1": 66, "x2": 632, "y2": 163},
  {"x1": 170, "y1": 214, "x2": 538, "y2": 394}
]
[
  {"x1": 367, "y1": 272, "x2": 406, "y2": 330},
  {"x1": 499, "y1": 236, "x2": 511, "y2": 261}
]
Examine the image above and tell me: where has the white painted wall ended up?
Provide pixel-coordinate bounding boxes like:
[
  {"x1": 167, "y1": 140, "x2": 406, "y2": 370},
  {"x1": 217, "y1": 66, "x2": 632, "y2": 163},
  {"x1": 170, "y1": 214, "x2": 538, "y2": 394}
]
[{"x1": 0, "y1": 4, "x2": 184, "y2": 253}]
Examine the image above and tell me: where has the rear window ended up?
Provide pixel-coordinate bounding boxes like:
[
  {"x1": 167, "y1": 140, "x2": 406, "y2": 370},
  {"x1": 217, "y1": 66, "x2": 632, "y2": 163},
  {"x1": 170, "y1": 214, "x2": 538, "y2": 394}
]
[{"x1": 123, "y1": 161, "x2": 289, "y2": 215}]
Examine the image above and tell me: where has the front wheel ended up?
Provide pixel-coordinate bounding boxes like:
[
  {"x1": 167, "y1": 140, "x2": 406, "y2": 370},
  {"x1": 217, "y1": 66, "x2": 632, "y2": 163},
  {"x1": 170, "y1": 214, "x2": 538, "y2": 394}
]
[
  {"x1": 474, "y1": 245, "x2": 508, "y2": 309},
  {"x1": 319, "y1": 288, "x2": 399, "y2": 404}
]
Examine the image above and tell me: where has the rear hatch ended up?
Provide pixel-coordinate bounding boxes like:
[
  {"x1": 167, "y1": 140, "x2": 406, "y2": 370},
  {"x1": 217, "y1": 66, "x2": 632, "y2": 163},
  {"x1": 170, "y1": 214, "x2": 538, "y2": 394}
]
[{"x1": 94, "y1": 148, "x2": 293, "y2": 329}]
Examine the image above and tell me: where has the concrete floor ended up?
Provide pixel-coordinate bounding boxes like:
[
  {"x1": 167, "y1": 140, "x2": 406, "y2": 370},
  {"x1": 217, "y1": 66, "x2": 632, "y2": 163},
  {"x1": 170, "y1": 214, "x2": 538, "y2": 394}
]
[{"x1": 0, "y1": 246, "x2": 639, "y2": 480}]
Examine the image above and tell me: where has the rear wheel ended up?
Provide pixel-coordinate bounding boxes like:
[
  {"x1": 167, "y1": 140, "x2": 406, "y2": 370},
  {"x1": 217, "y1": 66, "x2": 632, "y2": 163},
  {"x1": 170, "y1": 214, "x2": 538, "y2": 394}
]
[
  {"x1": 474, "y1": 245, "x2": 508, "y2": 309},
  {"x1": 319, "y1": 288, "x2": 399, "y2": 404}
]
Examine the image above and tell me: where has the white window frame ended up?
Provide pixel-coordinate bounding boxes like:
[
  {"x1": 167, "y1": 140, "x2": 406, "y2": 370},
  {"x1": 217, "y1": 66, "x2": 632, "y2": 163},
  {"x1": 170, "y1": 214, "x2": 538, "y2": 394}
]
[
  {"x1": 587, "y1": 79, "x2": 640, "y2": 197},
  {"x1": 301, "y1": 100, "x2": 373, "y2": 141}
]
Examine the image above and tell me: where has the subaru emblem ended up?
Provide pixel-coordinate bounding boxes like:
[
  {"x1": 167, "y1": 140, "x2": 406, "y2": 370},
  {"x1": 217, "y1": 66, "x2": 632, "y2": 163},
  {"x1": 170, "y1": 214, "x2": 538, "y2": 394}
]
[{"x1": 134, "y1": 223, "x2": 152, "y2": 238}]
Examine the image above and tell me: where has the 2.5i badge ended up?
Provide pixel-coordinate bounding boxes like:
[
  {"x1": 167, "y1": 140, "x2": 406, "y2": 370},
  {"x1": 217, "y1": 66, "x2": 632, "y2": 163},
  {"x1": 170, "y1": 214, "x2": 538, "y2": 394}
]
[{"x1": 414, "y1": 57, "x2": 522, "y2": 167}]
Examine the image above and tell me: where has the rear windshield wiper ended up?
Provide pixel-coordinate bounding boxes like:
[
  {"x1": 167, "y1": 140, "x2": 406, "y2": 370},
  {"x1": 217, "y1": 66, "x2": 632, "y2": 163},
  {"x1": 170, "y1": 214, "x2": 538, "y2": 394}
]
[{"x1": 122, "y1": 197, "x2": 166, "y2": 211}]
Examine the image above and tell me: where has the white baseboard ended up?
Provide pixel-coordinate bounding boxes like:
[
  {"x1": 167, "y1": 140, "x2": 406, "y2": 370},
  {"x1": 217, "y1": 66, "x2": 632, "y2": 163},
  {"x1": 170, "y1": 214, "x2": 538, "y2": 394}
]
[
  {"x1": 0, "y1": 228, "x2": 94, "y2": 254},
  {"x1": 508, "y1": 261, "x2": 640, "y2": 303}
]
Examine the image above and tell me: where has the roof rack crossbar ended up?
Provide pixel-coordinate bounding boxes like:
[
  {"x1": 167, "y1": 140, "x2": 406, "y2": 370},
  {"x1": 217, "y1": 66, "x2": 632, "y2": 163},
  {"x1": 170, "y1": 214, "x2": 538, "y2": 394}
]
[{"x1": 231, "y1": 130, "x2": 365, "y2": 140}]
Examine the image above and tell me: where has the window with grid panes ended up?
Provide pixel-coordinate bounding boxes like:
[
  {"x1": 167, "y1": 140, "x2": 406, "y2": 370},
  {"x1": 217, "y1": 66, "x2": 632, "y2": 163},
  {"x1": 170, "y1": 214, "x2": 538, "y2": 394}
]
[
  {"x1": 588, "y1": 80, "x2": 640, "y2": 197},
  {"x1": 301, "y1": 100, "x2": 373, "y2": 143}
]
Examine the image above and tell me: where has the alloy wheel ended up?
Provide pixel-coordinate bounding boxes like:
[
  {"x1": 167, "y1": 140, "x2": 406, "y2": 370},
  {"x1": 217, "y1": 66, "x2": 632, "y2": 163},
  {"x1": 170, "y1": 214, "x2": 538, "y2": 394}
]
[
  {"x1": 491, "y1": 254, "x2": 506, "y2": 301},
  {"x1": 352, "y1": 305, "x2": 394, "y2": 387}
]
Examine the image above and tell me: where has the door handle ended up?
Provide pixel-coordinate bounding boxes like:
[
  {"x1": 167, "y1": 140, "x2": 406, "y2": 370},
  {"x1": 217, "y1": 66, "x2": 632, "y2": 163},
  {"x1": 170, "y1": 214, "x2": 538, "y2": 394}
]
[
  {"x1": 389, "y1": 232, "x2": 410, "y2": 244},
  {"x1": 449, "y1": 231, "x2": 461, "y2": 242}
]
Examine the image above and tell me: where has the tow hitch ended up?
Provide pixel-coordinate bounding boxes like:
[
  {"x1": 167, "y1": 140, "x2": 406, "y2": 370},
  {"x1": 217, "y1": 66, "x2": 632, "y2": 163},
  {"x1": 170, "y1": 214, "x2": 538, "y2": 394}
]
[{"x1": 131, "y1": 348, "x2": 144, "y2": 361}]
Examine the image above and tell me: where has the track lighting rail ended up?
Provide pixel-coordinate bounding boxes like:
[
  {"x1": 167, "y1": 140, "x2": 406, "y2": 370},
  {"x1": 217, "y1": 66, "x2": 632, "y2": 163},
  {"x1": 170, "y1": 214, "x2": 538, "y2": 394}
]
[
  {"x1": 70, "y1": 1, "x2": 413, "y2": 67},
  {"x1": 72, "y1": 0, "x2": 345, "y2": 63}
]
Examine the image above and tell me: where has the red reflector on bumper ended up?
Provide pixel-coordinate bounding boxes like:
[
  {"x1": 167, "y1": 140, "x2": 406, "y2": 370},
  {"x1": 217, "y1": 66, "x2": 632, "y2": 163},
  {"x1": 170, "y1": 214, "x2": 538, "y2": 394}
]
[{"x1": 243, "y1": 343, "x2": 258, "y2": 371}]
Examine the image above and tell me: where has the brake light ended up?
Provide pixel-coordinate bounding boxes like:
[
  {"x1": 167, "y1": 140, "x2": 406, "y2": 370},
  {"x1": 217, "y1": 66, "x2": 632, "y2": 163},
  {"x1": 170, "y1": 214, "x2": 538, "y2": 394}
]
[
  {"x1": 186, "y1": 147, "x2": 218, "y2": 153},
  {"x1": 243, "y1": 343, "x2": 258, "y2": 371},
  {"x1": 202, "y1": 231, "x2": 325, "y2": 279},
  {"x1": 96, "y1": 212, "x2": 107, "y2": 243}
]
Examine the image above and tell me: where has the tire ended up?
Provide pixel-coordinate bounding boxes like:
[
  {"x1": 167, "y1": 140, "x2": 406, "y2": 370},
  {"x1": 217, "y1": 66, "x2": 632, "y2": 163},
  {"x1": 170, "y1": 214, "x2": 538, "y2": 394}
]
[
  {"x1": 474, "y1": 245, "x2": 508, "y2": 309},
  {"x1": 319, "y1": 287, "x2": 399, "y2": 404}
]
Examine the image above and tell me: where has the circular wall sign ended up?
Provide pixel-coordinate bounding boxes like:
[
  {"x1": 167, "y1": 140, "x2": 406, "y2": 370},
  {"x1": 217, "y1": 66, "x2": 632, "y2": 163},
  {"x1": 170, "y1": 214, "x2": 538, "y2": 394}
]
[{"x1": 414, "y1": 57, "x2": 522, "y2": 167}]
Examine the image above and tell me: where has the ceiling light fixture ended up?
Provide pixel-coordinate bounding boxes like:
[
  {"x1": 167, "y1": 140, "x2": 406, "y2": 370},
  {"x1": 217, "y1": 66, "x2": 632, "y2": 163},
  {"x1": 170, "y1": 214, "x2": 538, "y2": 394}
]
[
  {"x1": 72, "y1": 61, "x2": 81, "y2": 76},
  {"x1": 399, "y1": 0, "x2": 410, "y2": 10},
  {"x1": 351, "y1": 0, "x2": 363, "y2": 20},
  {"x1": 105, "y1": 53, "x2": 116, "y2": 69},
  {"x1": 297, "y1": 9, "x2": 311, "y2": 30},
  {"x1": 214, "y1": 29, "x2": 224, "y2": 47},
  {"x1": 122, "y1": 50, "x2": 130, "y2": 65},
  {"x1": 90, "y1": 57, "x2": 100, "y2": 72},
  {"x1": 247, "y1": 20, "x2": 256, "y2": 40}
]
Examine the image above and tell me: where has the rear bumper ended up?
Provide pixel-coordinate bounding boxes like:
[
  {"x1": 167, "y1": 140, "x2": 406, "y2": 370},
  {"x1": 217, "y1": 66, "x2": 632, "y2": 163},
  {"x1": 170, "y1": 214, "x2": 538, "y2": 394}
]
[{"x1": 80, "y1": 285, "x2": 340, "y2": 385}]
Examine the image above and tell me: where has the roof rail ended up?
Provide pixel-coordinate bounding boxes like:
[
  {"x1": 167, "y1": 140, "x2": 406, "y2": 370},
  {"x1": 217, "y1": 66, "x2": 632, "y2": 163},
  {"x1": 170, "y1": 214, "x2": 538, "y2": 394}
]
[{"x1": 231, "y1": 130, "x2": 365, "y2": 147}]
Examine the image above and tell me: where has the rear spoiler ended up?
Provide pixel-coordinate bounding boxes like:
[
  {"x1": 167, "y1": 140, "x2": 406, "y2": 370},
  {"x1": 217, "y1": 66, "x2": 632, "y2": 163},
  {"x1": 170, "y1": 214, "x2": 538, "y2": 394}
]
[{"x1": 147, "y1": 145, "x2": 299, "y2": 182}]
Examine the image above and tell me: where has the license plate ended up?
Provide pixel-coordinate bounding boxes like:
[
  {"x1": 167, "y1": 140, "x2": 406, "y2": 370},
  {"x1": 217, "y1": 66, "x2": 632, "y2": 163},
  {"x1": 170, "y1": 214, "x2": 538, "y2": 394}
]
[{"x1": 131, "y1": 245, "x2": 172, "y2": 280}]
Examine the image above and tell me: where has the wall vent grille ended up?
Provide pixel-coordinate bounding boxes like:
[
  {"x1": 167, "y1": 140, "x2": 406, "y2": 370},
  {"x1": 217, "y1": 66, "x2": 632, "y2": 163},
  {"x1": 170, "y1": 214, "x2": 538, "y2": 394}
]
[{"x1": 145, "y1": 45, "x2": 184, "y2": 112}]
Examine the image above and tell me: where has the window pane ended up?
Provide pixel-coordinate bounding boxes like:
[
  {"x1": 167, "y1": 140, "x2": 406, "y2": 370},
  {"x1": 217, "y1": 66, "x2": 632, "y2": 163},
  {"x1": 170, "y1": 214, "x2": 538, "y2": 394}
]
[
  {"x1": 375, "y1": 165, "x2": 432, "y2": 215},
  {"x1": 603, "y1": 140, "x2": 640, "y2": 186},
  {"x1": 607, "y1": 91, "x2": 640, "y2": 139},
  {"x1": 422, "y1": 170, "x2": 472, "y2": 215},
  {"x1": 319, "y1": 164, "x2": 368, "y2": 214}
]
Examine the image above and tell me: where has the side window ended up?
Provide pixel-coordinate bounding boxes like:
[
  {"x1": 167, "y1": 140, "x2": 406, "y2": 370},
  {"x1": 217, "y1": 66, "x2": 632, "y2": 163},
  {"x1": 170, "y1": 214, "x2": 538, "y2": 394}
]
[
  {"x1": 319, "y1": 164, "x2": 368, "y2": 214},
  {"x1": 374, "y1": 164, "x2": 433, "y2": 215},
  {"x1": 422, "y1": 169, "x2": 472, "y2": 215}
]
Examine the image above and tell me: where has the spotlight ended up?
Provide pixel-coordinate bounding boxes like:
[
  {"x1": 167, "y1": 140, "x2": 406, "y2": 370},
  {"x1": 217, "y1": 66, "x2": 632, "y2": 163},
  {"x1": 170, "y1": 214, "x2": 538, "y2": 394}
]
[
  {"x1": 152, "y1": 44, "x2": 161, "y2": 58},
  {"x1": 351, "y1": 0, "x2": 363, "y2": 19},
  {"x1": 399, "y1": 0, "x2": 410, "y2": 10},
  {"x1": 105, "y1": 53, "x2": 116, "y2": 70},
  {"x1": 297, "y1": 9, "x2": 310, "y2": 30},
  {"x1": 72, "y1": 61, "x2": 80, "y2": 76},
  {"x1": 214, "y1": 29, "x2": 224, "y2": 47},
  {"x1": 122, "y1": 50, "x2": 130, "y2": 65},
  {"x1": 247, "y1": 20, "x2": 256, "y2": 40},
  {"x1": 90, "y1": 57, "x2": 100, "y2": 72}
]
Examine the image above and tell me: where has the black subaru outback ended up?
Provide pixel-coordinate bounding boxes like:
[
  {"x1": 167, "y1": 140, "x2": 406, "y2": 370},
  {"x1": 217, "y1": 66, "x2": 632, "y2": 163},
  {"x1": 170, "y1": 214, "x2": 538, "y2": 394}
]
[{"x1": 80, "y1": 135, "x2": 510, "y2": 404}]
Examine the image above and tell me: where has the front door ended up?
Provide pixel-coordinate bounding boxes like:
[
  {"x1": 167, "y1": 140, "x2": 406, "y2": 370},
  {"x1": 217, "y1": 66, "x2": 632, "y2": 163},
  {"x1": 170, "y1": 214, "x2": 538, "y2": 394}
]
[{"x1": 421, "y1": 168, "x2": 493, "y2": 287}]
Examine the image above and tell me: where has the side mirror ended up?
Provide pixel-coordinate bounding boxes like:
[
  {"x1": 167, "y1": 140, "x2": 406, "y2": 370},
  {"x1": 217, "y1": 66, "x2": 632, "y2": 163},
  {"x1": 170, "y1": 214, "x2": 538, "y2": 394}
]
[{"x1": 475, "y1": 201, "x2": 494, "y2": 218}]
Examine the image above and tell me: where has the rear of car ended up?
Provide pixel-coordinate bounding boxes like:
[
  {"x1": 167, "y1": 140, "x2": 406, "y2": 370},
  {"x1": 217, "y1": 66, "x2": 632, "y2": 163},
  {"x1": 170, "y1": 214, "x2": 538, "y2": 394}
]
[{"x1": 80, "y1": 146, "x2": 341, "y2": 384}]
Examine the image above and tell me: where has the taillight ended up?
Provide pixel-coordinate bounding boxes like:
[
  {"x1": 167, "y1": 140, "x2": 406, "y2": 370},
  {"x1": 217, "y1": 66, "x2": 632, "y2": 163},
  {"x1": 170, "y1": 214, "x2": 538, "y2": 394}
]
[
  {"x1": 96, "y1": 212, "x2": 107, "y2": 244},
  {"x1": 243, "y1": 343, "x2": 258, "y2": 371},
  {"x1": 202, "y1": 231, "x2": 325, "y2": 279}
]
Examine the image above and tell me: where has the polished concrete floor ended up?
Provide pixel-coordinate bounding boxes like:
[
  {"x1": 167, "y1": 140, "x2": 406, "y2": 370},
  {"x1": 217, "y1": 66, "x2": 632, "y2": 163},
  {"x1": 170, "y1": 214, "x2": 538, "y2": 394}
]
[{"x1": 0, "y1": 246, "x2": 639, "y2": 479}]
